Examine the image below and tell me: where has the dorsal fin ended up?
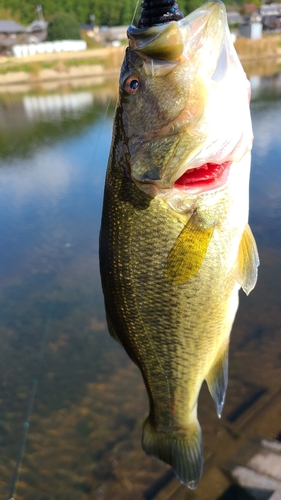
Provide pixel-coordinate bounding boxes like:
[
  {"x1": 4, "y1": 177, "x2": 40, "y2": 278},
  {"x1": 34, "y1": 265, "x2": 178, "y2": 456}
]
[
  {"x1": 165, "y1": 211, "x2": 215, "y2": 286},
  {"x1": 235, "y1": 224, "x2": 259, "y2": 295}
]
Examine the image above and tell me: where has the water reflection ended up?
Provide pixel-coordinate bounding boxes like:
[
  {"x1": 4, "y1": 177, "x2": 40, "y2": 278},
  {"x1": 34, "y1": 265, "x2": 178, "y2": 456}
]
[
  {"x1": 23, "y1": 92, "x2": 94, "y2": 122},
  {"x1": 0, "y1": 84, "x2": 124, "y2": 500},
  {"x1": 0, "y1": 72, "x2": 280, "y2": 500},
  {"x1": 250, "y1": 72, "x2": 281, "y2": 100},
  {"x1": 0, "y1": 84, "x2": 116, "y2": 160}
]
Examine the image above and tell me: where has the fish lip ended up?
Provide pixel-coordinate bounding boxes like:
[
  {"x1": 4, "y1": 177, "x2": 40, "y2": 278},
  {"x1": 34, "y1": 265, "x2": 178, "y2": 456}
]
[
  {"x1": 132, "y1": 160, "x2": 232, "y2": 197},
  {"x1": 173, "y1": 160, "x2": 232, "y2": 193}
]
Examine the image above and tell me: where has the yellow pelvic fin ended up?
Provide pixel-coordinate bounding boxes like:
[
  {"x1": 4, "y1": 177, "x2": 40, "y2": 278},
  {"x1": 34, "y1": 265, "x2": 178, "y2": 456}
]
[
  {"x1": 235, "y1": 224, "x2": 259, "y2": 295},
  {"x1": 165, "y1": 211, "x2": 215, "y2": 286},
  {"x1": 205, "y1": 343, "x2": 229, "y2": 419}
]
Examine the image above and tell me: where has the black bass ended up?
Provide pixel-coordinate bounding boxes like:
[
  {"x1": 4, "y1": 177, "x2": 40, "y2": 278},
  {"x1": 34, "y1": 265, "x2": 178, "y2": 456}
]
[{"x1": 99, "y1": 0, "x2": 259, "y2": 488}]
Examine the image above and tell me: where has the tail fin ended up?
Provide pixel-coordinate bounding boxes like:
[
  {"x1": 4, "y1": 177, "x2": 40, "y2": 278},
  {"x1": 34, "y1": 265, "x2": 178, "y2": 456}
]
[{"x1": 142, "y1": 417, "x2": 203, "y2": 489}]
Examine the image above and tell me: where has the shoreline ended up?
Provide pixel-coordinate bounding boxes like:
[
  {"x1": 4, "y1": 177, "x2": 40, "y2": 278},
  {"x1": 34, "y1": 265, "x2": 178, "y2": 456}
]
[
  {"x1": 0, "y1": 38, "x2": 281, "y2": 92},
  {"x1": 0, "y1": 65, "x2": 120, "y2": 93},
  {"x1": 0, "y1": 46, "x2": 125, "y2": 92}
]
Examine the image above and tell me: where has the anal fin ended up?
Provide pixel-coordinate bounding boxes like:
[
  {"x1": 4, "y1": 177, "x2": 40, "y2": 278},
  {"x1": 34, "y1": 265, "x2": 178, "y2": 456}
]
[
  {"x1": 106, "y1": 315, "x2": 122, "y2": 345},
  {"x1": 106, "y1": 315, "x2": 140, "y2": 366},
  {"x1": 142, "y1": 416, "x2": 203, "y2": 488},
  {"x1": 206, "y1": 345, "x2": 228, "y2": 418},
  {"x1": 235, "y1": 223, "x2": 259, "y2": 295},
  {"x1": 165, "y1": 211, "x2": 215, "y2": 286}
]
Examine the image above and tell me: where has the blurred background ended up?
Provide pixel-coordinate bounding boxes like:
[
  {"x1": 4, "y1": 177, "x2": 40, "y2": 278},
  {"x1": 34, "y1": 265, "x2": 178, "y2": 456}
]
[{"x1": 0, "y1": 1, "x2": 281, "y2": 499}]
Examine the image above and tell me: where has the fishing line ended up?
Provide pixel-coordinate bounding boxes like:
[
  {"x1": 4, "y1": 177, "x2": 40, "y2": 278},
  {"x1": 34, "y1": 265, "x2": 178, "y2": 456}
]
[
  {"x1": 87, "y1": 96, "x2": 112, "y2": 177},
  {"x1": 88, "y1": 0, "x2": 140, "y2": 177},
  {"x1": 131, "y1": 0, "x2": 140, "y2": 25},
  {"x1": 8, "y1": 290, "x2": 57, "y2": 500}
]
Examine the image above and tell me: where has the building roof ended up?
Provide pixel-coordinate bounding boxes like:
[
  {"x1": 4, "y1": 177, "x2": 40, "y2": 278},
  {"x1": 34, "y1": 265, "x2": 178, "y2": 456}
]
[
  {"x1": 244, "y1": 4, "x2": 258, "y2": 13},
  {"x1": 80, "y1": 23, "x2": 93, "y2": 31},
  {"x1": 27, "y1": 20, "x2": 48, "y2": 33},
  {"x1": 0, "y1": 20, "x2": 26, "y2": 33},
  {"x1": 227, "y1": 12, "x2": 244, "y2": 24},
  {"x1": 260, "y1": 4, "x2": 281, "y2": 16}
]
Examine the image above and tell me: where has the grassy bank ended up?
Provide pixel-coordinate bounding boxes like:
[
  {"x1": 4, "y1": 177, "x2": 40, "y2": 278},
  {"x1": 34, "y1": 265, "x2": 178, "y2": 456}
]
[
  {"x1": 0, "y1": 34, "x2": 281, "y2": 88},
  {"x1": 0, "y1": 47, "x2": 125, "y2": 86},
  {"x1": 0, "y1": 58, "x2": 106, "y2": 76},
  {"x1": 235, "y1": 33, "x2": 281, "y2": 61}
]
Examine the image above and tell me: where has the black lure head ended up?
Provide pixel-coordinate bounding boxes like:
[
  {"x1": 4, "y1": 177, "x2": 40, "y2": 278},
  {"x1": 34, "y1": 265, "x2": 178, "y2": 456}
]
[{"x1": 137, "y1": 0, "x2": 184, "y2": 27}]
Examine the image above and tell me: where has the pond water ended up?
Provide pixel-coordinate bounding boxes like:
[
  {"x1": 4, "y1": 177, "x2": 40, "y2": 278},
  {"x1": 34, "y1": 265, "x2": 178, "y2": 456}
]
[{"x1": 0, "y1": 69, "x2": 280, "y2": 500}]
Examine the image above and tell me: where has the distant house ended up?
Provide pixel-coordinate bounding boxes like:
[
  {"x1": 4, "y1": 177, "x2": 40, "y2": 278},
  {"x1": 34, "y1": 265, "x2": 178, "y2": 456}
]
[
  {"x1": 239, "y1": 21, "x2": 262, "y2": 39},
  {"x1": 260, "y1": 4, "x2": 281, "y2": 30},
  {"x1": 0, "y1": 20, "x2": 26, "y2": 35},
  {"x1": 26, "y1": 19, "x2": 48, "y2": 43},
  {"x1": 104, "y1": 26, "x2": 127, "y2": 43},
  {"x1": 80, "y1": 23, "x2": 94, "y2": 34},
  {"x1": 81, "y1": 24, "x2": 127, "y2": 46},
  {"x1": 0, "y1": 20, "x2": 26, "y2": 53},
  {"x1": 244, "y1": 4, "x2": 259, "y2": 14},
  {"x1": 233, "y1": 0, "x2": 281, "y2": 38},
  {"x1": 227, "y1": 12, "x2": 243, "y2": 26},
  {"x1": 262, "y1": 15, "x2": 281, "y2": 30},
  {"x1": 260, "y1": 3, "x2": 281, "y2": 17}
]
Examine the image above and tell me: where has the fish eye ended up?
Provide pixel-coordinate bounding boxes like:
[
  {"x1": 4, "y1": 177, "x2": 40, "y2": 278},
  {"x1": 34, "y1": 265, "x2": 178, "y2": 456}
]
[{"x1": 124, "y1": 76, "x2": 140, "y2": 95}]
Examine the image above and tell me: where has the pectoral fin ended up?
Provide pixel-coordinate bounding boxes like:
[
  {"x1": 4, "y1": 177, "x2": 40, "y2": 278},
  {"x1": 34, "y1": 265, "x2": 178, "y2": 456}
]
[
  {"x1": 235, "y1": 224, "x2": 259, "y2": 295},
  {"x1": 206, "y1": 344, "x2": 228, "y2": 418},
  {"x1": 165, "y1": 211, "x2": 215, "y2": 286}
]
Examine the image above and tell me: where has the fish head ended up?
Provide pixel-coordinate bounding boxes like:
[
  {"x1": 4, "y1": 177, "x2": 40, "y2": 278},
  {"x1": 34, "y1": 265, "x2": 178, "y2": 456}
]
[{"x1": 118, "y1": 0, "x2": 252, "y2": 197}]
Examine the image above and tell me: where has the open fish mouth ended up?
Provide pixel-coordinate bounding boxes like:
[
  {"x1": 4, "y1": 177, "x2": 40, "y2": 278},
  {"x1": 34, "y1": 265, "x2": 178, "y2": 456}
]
[{"x1": 174, "y1": 161, "x2": 231, "y2": 190}]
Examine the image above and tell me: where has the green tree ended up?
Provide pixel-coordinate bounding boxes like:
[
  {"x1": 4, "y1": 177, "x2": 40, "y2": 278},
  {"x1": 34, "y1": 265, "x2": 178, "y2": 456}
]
[
  {"x1": 0, "y1": 7, "x2": 22, "y2": 22},
  {"x1": 47, "y1": 12, "x2": 80, "y2": 40},
  {"x1": 0, "y1": 0, "x2": 251, "y2": 27},
  {"x1": 179, "y1": 0, "x2": 203, "y2": 15}
]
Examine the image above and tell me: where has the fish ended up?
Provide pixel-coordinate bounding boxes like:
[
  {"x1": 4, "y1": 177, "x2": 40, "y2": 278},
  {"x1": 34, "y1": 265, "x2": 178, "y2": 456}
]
[{"x1": 99, "y1": 0, "x2": 259, "y2": 488}]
